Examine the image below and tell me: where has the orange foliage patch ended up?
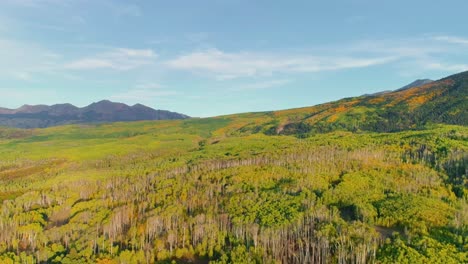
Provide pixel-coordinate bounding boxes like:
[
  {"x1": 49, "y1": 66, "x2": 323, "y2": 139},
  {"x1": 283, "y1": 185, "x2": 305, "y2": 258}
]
[
  {"x1": 274, "y1": 103, "x2": 330, "y2": 118},
  {"x1": 335, "y1": 105, "x2": 347, "y2": 112},
  {"x1": 368, "y1": 97, "x2": 385, "y2": 104},
  {"x1": 325, "y1": 101, "x2": 360, "y2": 123},
  {"x1": 328, "y1": 114, "x2": 339, "y2": 123},
  {"x1": 407, "y1": 95, "x2": 431, "y2": 107},
  {"x1": 333, "y1": 101, "x2": 358, "y2": 114},
  {"x1": 386, "y1": 79, "x2": 454, "y2": 108}
]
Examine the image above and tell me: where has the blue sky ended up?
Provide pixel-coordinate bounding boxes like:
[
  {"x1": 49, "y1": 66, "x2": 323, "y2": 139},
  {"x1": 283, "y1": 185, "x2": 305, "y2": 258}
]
[{"x1": 1, "y1": 0, "x2": 468, "y2": 117}]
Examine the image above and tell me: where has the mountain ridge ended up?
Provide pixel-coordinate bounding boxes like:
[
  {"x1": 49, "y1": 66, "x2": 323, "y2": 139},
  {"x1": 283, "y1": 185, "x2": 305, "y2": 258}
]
[
  {"x1": 1, "y1": 71, "x2": 467, "y2": 131},
  {"x1": 362, "y1": 78, "x2": 433, "y2": 97},
  {"x1": 0, "y1": 100, "x2": 189, "y2": 128},
  {"x1": 395, "y1": 79, "x2": 433, "y2": 91}
]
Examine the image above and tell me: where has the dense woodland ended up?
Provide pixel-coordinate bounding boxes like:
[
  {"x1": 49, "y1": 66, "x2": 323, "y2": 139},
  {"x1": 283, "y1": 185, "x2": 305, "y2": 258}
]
[{"x1": 0, "y1": 72, "x2": 467, "y2": 263}]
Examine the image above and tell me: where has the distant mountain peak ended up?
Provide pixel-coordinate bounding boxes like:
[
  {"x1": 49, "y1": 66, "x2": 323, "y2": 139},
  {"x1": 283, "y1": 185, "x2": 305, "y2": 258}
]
[
  {"x1": 88, "y1": 100, "x2": 119, "y2": 107},
  {"x1": 92, "y1": 99, "x2": 115, "y2": 105},
  {"x1": 363, "y1": 79, "x2": 435, "y2": 97},
  {"x1": 396, "y1": 79, "x2": 433, "y2": 91},
  {"x1": 0, "y1": 100, "x2": 189, "y2": 128},
  {"x1": 85, "y1": 100, "x2": 130, "y2": 113},
  {"x1": 16, "y1": 104, "x2": 50, "y2": 114}
]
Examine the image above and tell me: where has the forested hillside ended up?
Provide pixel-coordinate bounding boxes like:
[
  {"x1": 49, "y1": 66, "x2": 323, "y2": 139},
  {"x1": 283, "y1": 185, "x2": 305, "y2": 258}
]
[
  {"x1": 231, "y1": 70, "x2": 467, "y2": 135},
  {"x1": 0, "y1": 71, "x2": 467, "y2": 263}
]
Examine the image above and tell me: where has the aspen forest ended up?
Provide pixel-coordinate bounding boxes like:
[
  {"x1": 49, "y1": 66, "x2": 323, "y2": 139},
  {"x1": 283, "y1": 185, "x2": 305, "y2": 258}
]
[{"x1": 0, "y1": 72, "x2": 467, "y2": 263}]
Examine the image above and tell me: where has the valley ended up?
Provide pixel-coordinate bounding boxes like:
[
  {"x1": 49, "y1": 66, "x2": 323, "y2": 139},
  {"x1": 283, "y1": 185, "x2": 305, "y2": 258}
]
[{"x1": 0, "y1": 71, "x2": 466, "y2": 263}]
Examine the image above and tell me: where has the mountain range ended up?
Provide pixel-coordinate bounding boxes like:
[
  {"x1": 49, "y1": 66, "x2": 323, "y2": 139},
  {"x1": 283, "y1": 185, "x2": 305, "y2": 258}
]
[
  {"x1": 1, "y1": 71, "x2": 467, "y2": 130},
  {"x1": 0, "y1": 100, "x2": 189, "y2": 128}
]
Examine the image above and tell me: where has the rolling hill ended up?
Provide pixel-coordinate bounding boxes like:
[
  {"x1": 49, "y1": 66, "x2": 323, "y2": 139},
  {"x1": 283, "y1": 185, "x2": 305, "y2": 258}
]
[
  {"x1": 0, "y1": 71, "x2": 466, "y2": 263},
  {"x1": 221, "y1": 71, "x2": 467, "y2": 136},
  {"x1": 0, "y1": 100, "x2": 189, "y2": 128}
]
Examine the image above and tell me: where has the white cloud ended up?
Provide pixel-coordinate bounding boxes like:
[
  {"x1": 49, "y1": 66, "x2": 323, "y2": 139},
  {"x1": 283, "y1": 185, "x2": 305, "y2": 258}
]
[
  {"x1": 0, "y1": 38, "x2": 60, "y2": 80},
  {"x1": 4, "y1": 0, "x2": 138, "y2": 17},
  {"x1": 111, "y1": 83, "x2": 178, "y2": 102},
  {"x1": 0, "y1": 37, "x2": 158, "y2": 81},
  {"x1": 425, "y1": 62, "x2": 468, "y2": 72},
  {"x1": 166, "y1": 35, "x2": 468, "y2": 80},
  {"x1": 167, "y1": 49, "x2": 397, "y2": 79},
  {"x1": 11, "y1": 72, "x2": 33, "y2": 81},
  {"x1": 3, "y1": 0, "x2": 70, "y2": 7},
  {"x1": 231, "y1": 79, "x2": 292, "y2": 91},
  {"x1": 2, "y1": 33, "x2": 468, "y2": 89},
  {"x1": 65, "y1": 59, "x2": 115, "y2": 70},
  {"x1": 65, "y1": 48, "x2": 157, "y2": 70},
  {"x1": 115, "y1": 48, "x2": 155, "y2": 57},
  {"x1": 433, "y1": 35, "x2": 468, "y2": 45},
  {"x1": 103, "y1": 1, "x2": 142, "y2": 17},
  {"x1": 135, "y1": 83, "x2": 163, "y2": 89},
  {"x1": 345, "y1": 38, "x2": 445, "y2": 58}
]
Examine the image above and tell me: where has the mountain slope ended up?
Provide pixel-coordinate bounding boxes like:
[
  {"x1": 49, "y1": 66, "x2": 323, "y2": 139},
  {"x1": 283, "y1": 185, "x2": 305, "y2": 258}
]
[
  {"x1": 396, "y1": 78, "x2": 433, "y2": 91},
  {"x1": 0, "y1": 100, "x2": 189, "y2": 128},
  {"x1": 229, "y1": 71, "x2": 467, "y2": 135}
]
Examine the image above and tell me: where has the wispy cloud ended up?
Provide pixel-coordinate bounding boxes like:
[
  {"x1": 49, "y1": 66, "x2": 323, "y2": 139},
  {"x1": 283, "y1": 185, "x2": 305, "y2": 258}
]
[
  {"x1": 103, "y1": 1, "x2": 142, "y2": 17},
  {"x1": 0, "y1": 37, "x2": 159, "y2": 82},
  {"x1": 2, "y1": 33, "x2": 468, "y2": 88},
  {"x1": 0, "y1": 87, "x2": 57, "y2": 108},
  {"x1": 433, "y1": 35, "x2": 468, "y2": 45},
  {"x1": 3, "y1": 0, "x2": 71, "y2": 7},
  {"x1": 134, "y1": 83, "x2": 164, "y2": 89},
  {"x1": 0, "y1": 38, "x2": 60, "y2": 80},
  {"x1": 4, "y1": 0, "x2": 139, "y2": 18},
  {"x1": 425, "y1": 62, "x2": 468, "y2": 72},
  {"x1": 230, "y1": 79, "x2": 292, "y2": 91},
  {"x1": 65, "y1": 48, "x2": 157, "y2": 70},
  {"x1": 166, "y1": 34, "x2": 468, "y2": 80},
  {"x1": 65, "y1": 59, "x2": 115, "y2": 70},
  {"x1": 111, "y1": 83, "x2": 178, "y2": 102},
  {"x1": 167, "y1": 49, "x2": 396, "y2": 79},
  {"x1": 11, "y1": 72, "x2": 33, "y2": 81}
]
